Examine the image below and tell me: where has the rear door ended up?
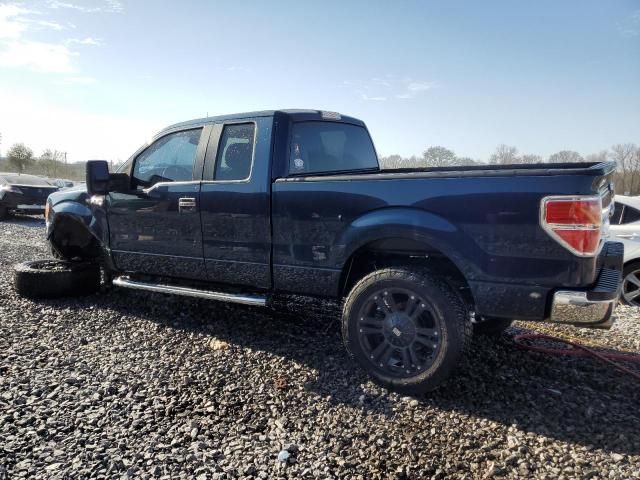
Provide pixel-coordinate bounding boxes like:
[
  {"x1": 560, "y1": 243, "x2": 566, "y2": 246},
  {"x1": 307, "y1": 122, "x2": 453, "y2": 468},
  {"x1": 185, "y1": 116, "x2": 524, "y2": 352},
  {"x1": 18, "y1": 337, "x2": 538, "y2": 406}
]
[
  {"x1": 199, "y1": 117, "x2": 273, "y2": 288},
  {"x1": 107, "y1": 126, "x2": 211, "y2": 280}
]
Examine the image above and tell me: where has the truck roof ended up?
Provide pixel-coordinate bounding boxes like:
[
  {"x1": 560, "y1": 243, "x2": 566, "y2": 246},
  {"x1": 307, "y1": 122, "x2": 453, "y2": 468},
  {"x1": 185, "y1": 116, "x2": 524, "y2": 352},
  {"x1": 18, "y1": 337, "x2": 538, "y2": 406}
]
[{"x1": 162, "y1": 109, "x2": 366, "y2": 134}]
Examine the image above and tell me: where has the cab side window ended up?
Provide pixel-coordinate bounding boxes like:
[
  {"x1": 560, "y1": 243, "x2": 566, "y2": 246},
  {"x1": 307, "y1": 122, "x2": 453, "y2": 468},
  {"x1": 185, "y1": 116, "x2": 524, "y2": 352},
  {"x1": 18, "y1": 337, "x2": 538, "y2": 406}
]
[
  {"x1": 214, "y1": 123, "x2": 255, "y2": 181},
  {"x1": 132, "y1": 129, "x2": 202, "y2": 188}
]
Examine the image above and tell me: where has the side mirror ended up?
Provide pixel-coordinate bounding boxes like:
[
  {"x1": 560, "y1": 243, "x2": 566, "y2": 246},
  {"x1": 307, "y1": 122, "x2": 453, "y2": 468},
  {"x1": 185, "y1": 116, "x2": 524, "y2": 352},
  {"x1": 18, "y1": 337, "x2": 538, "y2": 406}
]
[{"x1": 86, "y1": 160, "x2": 110, "y2": 195}]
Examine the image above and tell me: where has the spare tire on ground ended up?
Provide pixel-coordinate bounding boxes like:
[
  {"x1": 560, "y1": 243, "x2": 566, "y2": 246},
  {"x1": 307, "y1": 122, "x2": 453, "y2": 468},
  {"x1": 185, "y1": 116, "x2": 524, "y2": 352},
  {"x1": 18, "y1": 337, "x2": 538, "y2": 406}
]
[{"x1": 14, "y1": 259, "x2": 100, "y2": 299}]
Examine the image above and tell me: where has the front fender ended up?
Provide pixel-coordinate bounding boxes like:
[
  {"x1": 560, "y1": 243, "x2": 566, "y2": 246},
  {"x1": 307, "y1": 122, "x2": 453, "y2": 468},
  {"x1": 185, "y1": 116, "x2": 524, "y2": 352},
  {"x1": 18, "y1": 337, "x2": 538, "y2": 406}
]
[{"x1": 47, "y1": 188, "x2": 108, "y2": 247}]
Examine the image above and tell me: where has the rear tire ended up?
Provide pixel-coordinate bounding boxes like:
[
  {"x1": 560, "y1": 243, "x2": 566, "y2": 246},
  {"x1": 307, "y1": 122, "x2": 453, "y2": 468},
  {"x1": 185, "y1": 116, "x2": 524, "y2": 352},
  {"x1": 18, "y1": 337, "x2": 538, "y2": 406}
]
[
  {"x1": 472, "y1": 317, "x2": 513, "y2": 336},
  {"x1": 14, "y1": 259, "x2": 100, "y2": 299},
  {"x1": 342, "y1": 267, "x2": 471, "y2": 395},
  {"x1": 0, "y1": 206, "x2": 9, "y2": 221}
]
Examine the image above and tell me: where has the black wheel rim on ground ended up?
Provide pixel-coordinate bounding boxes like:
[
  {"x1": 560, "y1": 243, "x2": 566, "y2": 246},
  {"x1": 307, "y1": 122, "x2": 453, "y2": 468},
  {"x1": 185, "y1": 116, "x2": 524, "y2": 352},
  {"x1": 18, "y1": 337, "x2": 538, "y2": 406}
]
[
  {"x1": 622, "y1": 267, "x2": 640, "y2": 307},
  {"x1": 356, "y1": 287, "x2": 442, "y2": 378}
]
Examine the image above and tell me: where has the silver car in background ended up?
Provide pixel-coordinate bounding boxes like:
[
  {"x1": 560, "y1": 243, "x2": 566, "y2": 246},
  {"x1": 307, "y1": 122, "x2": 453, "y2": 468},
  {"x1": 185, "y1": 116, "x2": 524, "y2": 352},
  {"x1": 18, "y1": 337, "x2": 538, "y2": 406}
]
[{"x1": 610, "y1": 196, "x2": 640, "y2": 306}]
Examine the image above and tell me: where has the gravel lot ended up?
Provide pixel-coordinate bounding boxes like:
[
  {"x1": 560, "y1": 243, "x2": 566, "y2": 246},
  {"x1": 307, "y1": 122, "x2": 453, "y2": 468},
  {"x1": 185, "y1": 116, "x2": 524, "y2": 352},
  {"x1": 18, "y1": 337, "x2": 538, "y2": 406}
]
[{"x1": 1, "y1": 215, "x2": 639, "y2": 479}]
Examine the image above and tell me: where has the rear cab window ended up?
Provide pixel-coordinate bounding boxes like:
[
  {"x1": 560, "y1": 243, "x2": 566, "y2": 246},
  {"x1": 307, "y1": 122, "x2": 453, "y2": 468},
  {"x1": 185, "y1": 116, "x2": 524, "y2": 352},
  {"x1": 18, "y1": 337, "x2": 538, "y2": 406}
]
[{"x1": 289, "y1": 121, "x2": 379, "y2": 175}]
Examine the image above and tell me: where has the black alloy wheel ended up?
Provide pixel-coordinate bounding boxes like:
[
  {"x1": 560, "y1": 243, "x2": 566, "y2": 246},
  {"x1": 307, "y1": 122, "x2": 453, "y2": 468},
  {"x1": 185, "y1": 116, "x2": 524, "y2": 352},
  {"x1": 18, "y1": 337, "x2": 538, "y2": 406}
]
[{"x1": 356, "y1": 287, "x2": 442, "y2": 378}]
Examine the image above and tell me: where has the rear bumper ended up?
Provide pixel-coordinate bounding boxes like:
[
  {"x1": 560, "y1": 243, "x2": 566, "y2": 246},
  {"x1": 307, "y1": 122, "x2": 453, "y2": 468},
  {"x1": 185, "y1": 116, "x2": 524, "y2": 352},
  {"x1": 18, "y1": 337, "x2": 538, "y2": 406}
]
[{"x1": 547, "y1": 242, "x2": 623, "y2": 329}]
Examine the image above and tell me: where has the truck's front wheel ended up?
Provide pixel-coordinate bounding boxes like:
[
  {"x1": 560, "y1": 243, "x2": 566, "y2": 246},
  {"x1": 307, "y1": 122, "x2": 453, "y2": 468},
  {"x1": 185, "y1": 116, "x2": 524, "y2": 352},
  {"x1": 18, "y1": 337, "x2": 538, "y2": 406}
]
[{"x1": 342, "y1": 267, "x2": 470, "y2": 395}]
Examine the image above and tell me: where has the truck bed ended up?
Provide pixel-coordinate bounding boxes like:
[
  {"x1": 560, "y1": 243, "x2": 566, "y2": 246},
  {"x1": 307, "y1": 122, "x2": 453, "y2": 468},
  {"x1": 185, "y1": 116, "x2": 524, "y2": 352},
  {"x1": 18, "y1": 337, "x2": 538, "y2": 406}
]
[{"x1": 280, "y1": 161, "x2": 615, "y2": 181}]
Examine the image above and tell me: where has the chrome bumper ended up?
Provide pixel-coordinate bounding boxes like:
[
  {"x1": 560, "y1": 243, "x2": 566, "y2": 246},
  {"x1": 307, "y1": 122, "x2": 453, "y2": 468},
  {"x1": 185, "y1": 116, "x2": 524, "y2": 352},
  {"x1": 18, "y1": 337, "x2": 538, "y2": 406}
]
[
  {"x1": 549, "y1": 291, "x2": 616, "y2": 329},
  {"x1": 547, "y1": 241, "x2": 623, "y2": 330}
]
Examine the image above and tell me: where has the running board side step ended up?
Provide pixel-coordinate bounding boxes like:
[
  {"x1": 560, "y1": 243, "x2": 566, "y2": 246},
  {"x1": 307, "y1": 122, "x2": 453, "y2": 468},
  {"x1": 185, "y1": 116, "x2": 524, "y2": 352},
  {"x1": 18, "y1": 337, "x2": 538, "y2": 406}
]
[{"x1": 112, "y1": 276, "x2": 267, "y2": 307}]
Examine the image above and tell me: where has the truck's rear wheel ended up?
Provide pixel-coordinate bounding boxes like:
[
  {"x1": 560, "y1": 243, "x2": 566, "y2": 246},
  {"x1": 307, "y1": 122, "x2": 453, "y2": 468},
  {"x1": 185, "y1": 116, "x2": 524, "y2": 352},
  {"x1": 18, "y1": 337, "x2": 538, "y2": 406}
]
[
  {"x1": 14, "y1": 259, "x2": 100, "y2": 299},
  {"x1": 342, "y1": 267, "x2": 470, "y2": 395}
]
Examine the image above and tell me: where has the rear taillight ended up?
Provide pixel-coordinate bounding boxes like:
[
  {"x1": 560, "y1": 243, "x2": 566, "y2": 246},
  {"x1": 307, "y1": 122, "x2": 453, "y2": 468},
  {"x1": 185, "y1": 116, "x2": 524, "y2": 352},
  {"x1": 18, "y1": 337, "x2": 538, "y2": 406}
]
[{"x1": 541, "y1": 196, "x2": 604, "y2": 257}]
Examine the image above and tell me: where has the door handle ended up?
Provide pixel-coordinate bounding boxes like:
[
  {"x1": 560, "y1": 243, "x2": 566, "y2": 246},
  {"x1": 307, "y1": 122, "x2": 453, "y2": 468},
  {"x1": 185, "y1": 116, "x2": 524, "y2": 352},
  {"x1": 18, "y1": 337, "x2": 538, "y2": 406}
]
[{"x1": 178, "y1": 197, "x2": 197, "y2": 213}]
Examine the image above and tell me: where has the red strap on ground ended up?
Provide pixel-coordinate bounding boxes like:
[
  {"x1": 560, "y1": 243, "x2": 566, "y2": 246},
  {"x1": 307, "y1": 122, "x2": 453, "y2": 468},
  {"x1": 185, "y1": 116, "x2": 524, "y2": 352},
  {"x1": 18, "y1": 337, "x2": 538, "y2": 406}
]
[{"x1": 513, "y1": 332, "x2": 640, "y2": 382}]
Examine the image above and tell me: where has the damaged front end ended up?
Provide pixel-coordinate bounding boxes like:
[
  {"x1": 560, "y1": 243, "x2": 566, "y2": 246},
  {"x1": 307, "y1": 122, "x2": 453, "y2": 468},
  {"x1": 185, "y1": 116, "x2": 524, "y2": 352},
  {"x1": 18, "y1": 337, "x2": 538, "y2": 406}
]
[{"x1": 46, "y1": 186, "x2": 109, "y2": 262}]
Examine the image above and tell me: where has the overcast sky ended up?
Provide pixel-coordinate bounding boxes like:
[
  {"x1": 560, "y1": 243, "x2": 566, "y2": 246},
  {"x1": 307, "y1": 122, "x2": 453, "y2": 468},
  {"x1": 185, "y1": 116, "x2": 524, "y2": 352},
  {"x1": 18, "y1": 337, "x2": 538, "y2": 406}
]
[{"x1": 0, "y1": 0, "x2": 639, "y2": 163}]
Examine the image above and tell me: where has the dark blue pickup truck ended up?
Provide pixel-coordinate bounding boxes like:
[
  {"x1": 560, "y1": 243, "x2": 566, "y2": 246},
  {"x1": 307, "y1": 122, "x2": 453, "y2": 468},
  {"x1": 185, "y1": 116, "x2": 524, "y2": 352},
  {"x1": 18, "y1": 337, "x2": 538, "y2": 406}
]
[{"x1": 16, "y1": 109, "x2": 623, "y2": 393}]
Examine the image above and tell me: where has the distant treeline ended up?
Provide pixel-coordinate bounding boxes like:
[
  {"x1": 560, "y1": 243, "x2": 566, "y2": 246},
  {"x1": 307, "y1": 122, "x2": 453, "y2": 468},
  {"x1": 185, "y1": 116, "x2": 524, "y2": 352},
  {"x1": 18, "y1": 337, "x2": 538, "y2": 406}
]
[
  {"x1": 381, "y1": 143, "x2": 640, "y2": 195},
  {"x1": 0, "y1": 143, "x2": 87, "y2": 181},
  {"x1": 2, "y1": 141, "x2": 639, "y2": 195}
]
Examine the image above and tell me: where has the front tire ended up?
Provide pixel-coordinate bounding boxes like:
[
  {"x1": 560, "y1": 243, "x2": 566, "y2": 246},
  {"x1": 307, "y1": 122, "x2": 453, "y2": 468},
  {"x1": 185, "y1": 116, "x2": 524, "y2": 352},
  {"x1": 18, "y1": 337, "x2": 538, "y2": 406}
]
[
  {"x1": 14, "y1": 259, "x2": 100, "y2": 299},
  {"x1": 342, "y1": 267, "x2": 471, "y2": 395}
]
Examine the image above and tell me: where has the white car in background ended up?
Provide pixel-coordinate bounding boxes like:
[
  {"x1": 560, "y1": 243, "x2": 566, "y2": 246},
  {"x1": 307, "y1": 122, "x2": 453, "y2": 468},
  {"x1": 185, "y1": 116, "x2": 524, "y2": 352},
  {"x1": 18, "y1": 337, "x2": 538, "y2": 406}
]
[{"x1": 610, "y1": 195, "x2": 640, "y2": 306}]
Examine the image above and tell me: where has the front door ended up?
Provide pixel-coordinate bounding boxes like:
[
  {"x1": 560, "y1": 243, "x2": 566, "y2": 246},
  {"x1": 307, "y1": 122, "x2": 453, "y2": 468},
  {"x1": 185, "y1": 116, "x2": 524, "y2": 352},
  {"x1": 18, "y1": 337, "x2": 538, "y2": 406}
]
[{"x1": 108, "y1": 126, "x2": 210, "y2": 280}]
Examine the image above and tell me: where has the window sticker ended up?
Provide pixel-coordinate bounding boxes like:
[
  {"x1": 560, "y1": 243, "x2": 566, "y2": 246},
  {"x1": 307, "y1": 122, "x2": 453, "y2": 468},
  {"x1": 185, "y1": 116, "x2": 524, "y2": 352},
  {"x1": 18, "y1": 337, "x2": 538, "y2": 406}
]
[{"x1": 292, "y1": 143, "x2": 305, "y2": 171}]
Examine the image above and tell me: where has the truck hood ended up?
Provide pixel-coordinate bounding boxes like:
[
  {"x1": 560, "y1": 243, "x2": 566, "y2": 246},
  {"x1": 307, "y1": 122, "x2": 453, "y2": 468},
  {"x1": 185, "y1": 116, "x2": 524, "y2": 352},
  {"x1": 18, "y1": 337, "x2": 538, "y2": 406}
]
[{"x1": 48, "y1": 184, "x2": 89, "y2": 206}]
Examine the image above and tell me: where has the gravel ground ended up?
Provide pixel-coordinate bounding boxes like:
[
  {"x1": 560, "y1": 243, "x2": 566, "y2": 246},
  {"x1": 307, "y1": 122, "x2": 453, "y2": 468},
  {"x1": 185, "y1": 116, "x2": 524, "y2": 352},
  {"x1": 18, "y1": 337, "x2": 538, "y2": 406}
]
[{"x1": 1, "y1": 215, "x2": 639, "y2": 479}]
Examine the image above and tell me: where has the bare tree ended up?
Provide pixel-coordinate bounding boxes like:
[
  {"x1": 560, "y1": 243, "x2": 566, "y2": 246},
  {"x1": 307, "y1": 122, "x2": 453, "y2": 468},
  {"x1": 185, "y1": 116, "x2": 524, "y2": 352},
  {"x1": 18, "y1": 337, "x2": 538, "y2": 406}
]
[
  {"x1": 7, "y1": 143, "x2": 34, "y2": 173},
  {"x1": 489, "y1": 145, "x2": 519, "y2": 164},
  {"x1": 39, "y1": 149, "x2": 65, "y2": 177},
  {"x1": 520, "y1": 154, "x2": 543, "y2": 164},
  {"x1": 548, "y1": 150, "x2": 583, "y2": 163},
  {"x1": 454, "y1": 156, "x2": 478, "y2": 166},
  {"x1": 610, "y1": 143, "x2": 640, "y2": 195},
  {"x1": 380, "y1": 154, "x2": 427, "y2": 170},
  {"x1": 422, "y1": 146, "x2": 456, "y2": 167},
  {"x1": 584, "y1": 150, "x2": 608, "y2": 163},
  {"x1": 379, "y1": 154, "x2": 405, "y2": 170}
]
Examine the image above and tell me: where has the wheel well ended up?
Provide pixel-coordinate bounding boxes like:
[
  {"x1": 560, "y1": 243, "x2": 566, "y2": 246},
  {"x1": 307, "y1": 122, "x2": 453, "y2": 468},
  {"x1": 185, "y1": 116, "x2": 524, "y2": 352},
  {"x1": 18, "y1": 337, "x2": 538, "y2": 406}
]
[
  {"x1": 50, "y1": 215, "x2": 101, "y2": 260},
  {"x1": 624, "y1": 259, "x2": 640, "y2": 271},
  {"x1": 339, "y1": 238, "x2": 474, "y2": 306}
]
